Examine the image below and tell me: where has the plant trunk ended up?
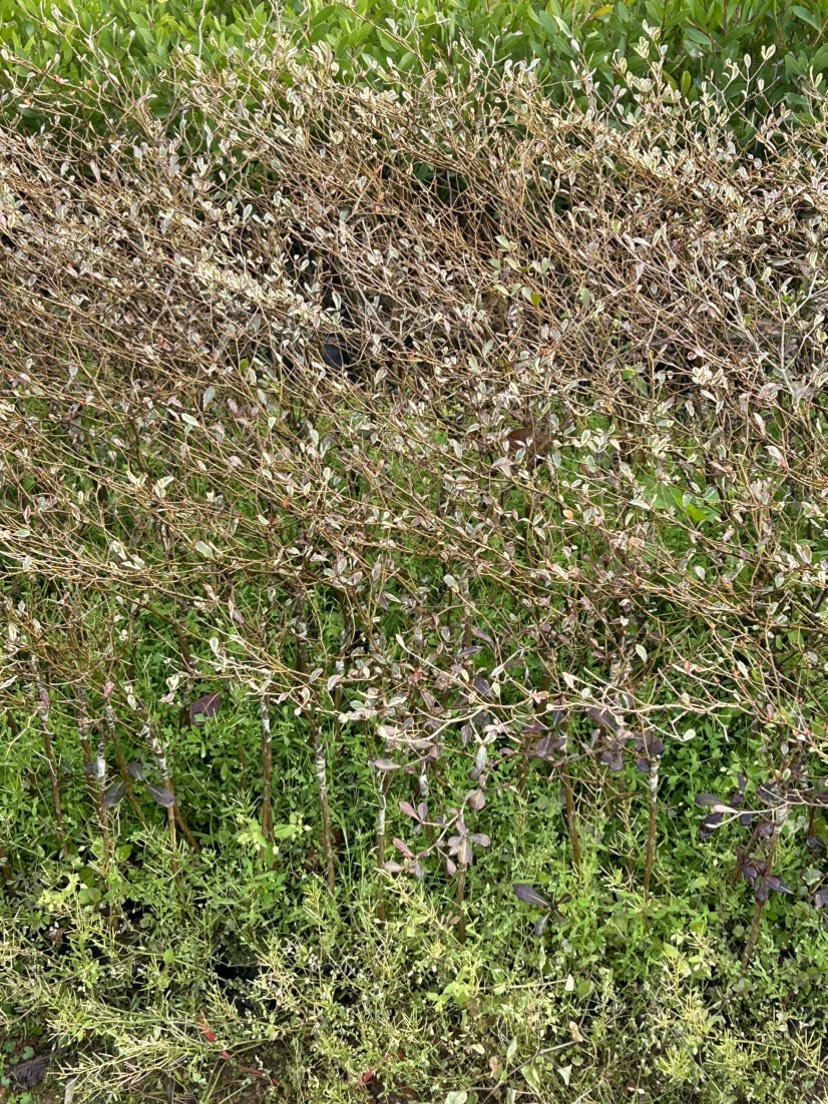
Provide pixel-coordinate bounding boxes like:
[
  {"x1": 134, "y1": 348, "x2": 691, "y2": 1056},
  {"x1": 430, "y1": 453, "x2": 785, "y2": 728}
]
[
  {"x1": 456, "y1": 866, "x2": 467, "y2": 944},
  {"x1": 76, "y1": 688, "x2": 110, "y2": 870},
  {"x1": 104, "y1": 696, "x2": 149, "y2": 829},
  {"x1": 643, "y1": 762, "x2": 659, "y2": 901},
  {"x1": 560, "y1": 759, "x2": 581, "y2": 871},
  {"x1": 313, "y1": 726, "x2": 335, "y2": 892},
  {"x1": 376, "y1": 770, "x2": 390, "y2": 923},
  {"x1": 0, "y1": 840, "x2": 13, "y2": 890},
  {"x1": 32, "y1": 660, "x2": 66, "y2": 856},
  {"x1": 741, "y1": 898, "x2": 766, "y2": 968},
  {"x1": 260, "y1": 694, "x2": 274, "y2": 855}
]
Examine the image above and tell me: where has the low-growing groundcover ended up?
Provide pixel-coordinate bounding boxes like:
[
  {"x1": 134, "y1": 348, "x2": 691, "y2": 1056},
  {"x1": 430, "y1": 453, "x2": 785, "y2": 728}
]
[{"x1": 2, "y1": 43, "x2": 828, "y2": 1104}]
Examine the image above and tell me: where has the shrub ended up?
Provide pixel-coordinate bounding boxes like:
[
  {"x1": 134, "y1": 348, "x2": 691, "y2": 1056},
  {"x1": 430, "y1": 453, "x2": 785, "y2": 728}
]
[
  {"x1": 1, "y1": 44, "x2": 828, "y2": 1103},
  {"x1": 2, "y1": 0, "x2": 828, "y2": 138}
]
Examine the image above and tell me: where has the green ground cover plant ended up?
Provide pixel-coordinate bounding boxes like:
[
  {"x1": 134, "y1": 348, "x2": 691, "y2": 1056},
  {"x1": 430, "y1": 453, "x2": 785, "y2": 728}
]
[{"x1": 1, "y1": 40, "x2": 828, "y2": 1104}]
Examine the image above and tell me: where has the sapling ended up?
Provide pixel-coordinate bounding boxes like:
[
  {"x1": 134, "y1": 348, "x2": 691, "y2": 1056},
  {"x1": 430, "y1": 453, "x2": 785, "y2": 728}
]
[
  {"x1": 632, "y1": 732, "x2": 664, "y2": 902},
  {"x1": 447, "y1": 817, "x2": 490, "y2": 944},
  {"x1": 314, "y1": 725, "x2": 335, "y2": 892},
  {"x1": 0, "y1": 840, "x2": 12, "y2": 889},
  {"x1": 76, "y1": 687, "x2": 110, "y2": 870},
  {"x1": 136, "y1": 698, "x2": 199, "y2": 853},
  {"x1": 259, "y1": 694, "x2": 274, "y2": 854},
  {"x1": 739, "y1": 842, "x2": 792, "y2": 967},
  {"x1": 525, "y1": 705, "x2": 581, "y2": 871},
  {"x1": 103, "y1": 684, "x2": 148, "y2": 829},
  {"x1": 374, "y1": 761, "x2": 395, "y2": 922},
  {"x1": 696, "y1": 777, "x2": 793, "y2": 966},
  {"x1": 293, "y1": 593, "x2": 336, "y2": 891},
  {"x1": 31, "y1": 656, "x2": 66, "y2": 856}
]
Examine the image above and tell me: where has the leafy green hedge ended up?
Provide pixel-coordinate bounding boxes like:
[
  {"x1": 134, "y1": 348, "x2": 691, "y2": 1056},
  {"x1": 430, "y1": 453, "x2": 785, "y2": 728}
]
[{"x1": 2, "y1": 0, "x2": 828, "y2": 130}]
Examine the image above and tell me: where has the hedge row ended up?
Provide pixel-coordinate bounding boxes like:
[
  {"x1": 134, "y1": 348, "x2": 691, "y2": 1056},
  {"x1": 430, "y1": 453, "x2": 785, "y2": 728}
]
[{"x1": 2, "y1": 0, "x2": 828, "y2": 136}]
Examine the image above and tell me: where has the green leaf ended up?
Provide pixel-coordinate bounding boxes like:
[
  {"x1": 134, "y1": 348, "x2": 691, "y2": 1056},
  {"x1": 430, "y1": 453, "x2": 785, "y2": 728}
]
[{"x1": 792, "y1": 4, "x2": 822, "y2": 31}]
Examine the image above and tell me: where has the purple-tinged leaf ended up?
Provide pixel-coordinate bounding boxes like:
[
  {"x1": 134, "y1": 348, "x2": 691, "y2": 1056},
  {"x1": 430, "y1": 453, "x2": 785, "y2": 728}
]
[
  {"x1": 83, "y1": 761, "x2": 98, "y2": 778},
  {"x1": 127, "y1": 761, "x2": 144, "y2": 781},
  {"x1": 399, "y1": 801, "x2": 420, "y2": 821},
  {"x1": 104, "y1": 781, "x2": 126, "y2": 807},
  {"x1": 412, "y1": 860, "x2": 425, "y2": 880},
  {"x1": 373, "y1": 758, "x2": 401, "y2": 772},
  {"x1": 392, "y1": 838, "x2": 413, "y2": 858},
  {"x1": 699, "y1": 814, "x2": 723, "y2": 839},
  {"x1": 454, "y1": 839, "x2": 471, "y2": 866},
  {"x1": 469, "y1": 832, "x2": 490, "y2": 847},
  {"x1": 813, "y1": 792, "x2": 828, "y2": 806},
  {"x1": 467, "y1": 789, "x2": 486, "y2": 811},
  {"x1": 513, "y1": 884, "x2": 550, "y2": 908},
  {"x1": 530, "y1": 735, "x2": 567, "y2": 760},
  {"x1": 757, "y1": 783, "x2": 779, "y2": 806},
  {"x1": 446, "y1": 858, "x2": 457, "y2": 877},
  {"x1": 740, "y1": 864, "x2": 758, "y2": 887},
  {"x1": 145, "y1": 783, "x2": 175, "y2": 808},
  {"x1": 189, "y1": 692, "x2": 220, "y2": 723},
  {"x1": 420, "y1": 689, "x2": 437, "y2": 712},
  {"x1": 599, "y1": 746, "x2": 624, "y2": 772},
  {"x1": 383, "y1": 861, "x2": 403, "y2": 874},
  {"x1": 695, "y1": 793, "x2": 724, "y2": 808},
  {"x1": 739, "y1": 812, "x2": 755, "y2": 827},
  {"x1": 815, "y1": 888, "x2": 828, "y2": 909},
  {"x1": 765, "y1": 875, "x2": 793, "y2": 895},
  {"x1": 473, "y1": 675, "x2": 490, "y2": 697},
  {"x1": 807, "y1": 835, "x2": 826, "y2": 855},
  {"x1": 417, "y1": 802, "x2": 429, "y2": 822},
  {"x1": 754, "y1": 879, "x2": 770, "y2": 904},
  {"x1": 471, "y1": 627, "x2": 496, "y2": 648},
  {"x1": 521, "y1": 720, "x2": 546, "y2": 736},
  {"x1": 586, "y1": 706, "x2": 620, "y2": 733}
]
